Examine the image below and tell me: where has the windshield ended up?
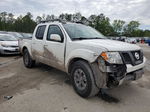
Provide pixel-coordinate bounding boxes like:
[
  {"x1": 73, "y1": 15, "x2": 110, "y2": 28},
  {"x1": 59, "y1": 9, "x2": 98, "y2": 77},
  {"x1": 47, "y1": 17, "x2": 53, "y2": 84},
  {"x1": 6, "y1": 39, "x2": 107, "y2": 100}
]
[
  {"x1": 0, "y1": 35, "x2": 17, "y2": 41},
  {"x1": 63, "y1": 23, "x2": 106, "y2": 40}
]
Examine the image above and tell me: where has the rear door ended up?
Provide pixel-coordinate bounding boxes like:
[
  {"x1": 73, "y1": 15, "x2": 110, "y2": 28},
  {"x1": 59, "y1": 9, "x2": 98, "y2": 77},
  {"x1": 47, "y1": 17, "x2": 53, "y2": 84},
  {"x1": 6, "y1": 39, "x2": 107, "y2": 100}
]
[
  {"x1": 32, "y1": 25, "x2": 46, "y2": 62},
  {"x1": 43, "y1": 24, "x2": 66, "y2": 71}
]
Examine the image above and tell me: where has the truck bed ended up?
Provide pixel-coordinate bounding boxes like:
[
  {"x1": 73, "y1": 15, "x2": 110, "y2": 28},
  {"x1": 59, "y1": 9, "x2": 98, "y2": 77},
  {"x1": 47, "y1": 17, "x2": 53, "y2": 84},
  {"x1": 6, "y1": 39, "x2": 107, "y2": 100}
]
[{"x1": 19, "y1": 38, "x2": 32, "y2": 54}]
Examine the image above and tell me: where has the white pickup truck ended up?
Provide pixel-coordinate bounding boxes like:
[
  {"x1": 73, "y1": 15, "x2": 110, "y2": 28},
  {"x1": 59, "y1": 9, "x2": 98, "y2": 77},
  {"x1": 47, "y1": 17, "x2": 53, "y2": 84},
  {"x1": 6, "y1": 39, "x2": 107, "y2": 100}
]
[{"x1": 20, "y1": 20, "x2": 146, "y2": 98}]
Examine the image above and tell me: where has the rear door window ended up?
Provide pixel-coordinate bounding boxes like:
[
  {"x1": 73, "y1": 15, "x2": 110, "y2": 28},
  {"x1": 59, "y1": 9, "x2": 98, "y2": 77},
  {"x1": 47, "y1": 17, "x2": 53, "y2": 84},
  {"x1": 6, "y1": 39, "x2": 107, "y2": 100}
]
[{"x1": 35, "y1": 25, "x2": 46, "y2": 40}]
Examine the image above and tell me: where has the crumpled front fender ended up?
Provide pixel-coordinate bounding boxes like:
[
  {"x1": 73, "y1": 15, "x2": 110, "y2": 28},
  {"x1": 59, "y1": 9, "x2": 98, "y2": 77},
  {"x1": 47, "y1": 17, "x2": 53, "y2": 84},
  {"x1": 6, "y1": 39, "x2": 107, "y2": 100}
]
[{"x1": 65, "y1": 49, "x2": 100, "y2": 72}]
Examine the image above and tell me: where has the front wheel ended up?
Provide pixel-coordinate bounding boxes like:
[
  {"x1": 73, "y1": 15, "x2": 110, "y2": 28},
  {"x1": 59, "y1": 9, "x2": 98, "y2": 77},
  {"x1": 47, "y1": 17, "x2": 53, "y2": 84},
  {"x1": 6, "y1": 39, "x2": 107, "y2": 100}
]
[
  {"x1": 23, "y1": 49, "x2": 35, "y2": 68},
  {"x1": 71, "y1": 60, "x2": 99, "y2": 98}
]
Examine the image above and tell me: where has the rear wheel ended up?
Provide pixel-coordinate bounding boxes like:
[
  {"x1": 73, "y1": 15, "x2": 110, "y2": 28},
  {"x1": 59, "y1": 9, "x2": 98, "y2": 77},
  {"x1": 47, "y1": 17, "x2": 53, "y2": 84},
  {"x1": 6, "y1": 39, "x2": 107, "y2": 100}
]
[
  {"x1": 23, "y1": 49, "x2": 35, "y2": 68},
  {"x1": 71, "y1": 60, "x2": 99, "y2": 98}
]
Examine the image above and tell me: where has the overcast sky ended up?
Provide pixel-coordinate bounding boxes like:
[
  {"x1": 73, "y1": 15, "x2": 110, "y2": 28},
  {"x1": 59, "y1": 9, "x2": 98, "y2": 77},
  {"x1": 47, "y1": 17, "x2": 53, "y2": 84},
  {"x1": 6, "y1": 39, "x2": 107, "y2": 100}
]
[{"x1": 0, "y1": 0, "x2": 150, "y2": 30}]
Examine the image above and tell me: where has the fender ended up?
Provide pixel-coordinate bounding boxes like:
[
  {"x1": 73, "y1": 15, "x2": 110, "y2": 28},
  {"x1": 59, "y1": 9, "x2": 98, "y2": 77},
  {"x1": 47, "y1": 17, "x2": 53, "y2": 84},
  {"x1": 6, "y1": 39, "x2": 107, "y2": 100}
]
[
  {"x1": 22, "y1": 42, "x2": 34, "y2": 59},
  {"x1": 65, "y1": 48, "x2": 101, "y2": 72},
  {"x1": 65, "y1": 48, "x2": 107, "y2": 88}
]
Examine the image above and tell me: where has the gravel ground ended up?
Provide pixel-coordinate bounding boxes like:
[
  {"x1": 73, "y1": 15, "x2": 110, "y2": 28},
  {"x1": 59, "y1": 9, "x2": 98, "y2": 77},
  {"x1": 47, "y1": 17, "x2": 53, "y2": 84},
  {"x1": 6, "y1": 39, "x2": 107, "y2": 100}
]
[{"x1": 0, "y1": 44, "x2": 150, "y2": 112}]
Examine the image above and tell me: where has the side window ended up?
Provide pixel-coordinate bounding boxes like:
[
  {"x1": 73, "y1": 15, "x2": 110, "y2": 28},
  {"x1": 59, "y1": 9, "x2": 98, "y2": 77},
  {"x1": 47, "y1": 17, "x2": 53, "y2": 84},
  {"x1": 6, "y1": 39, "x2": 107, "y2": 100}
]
[
  {"x1": 47, "y1": 25, "x2": 64, "y2": 42},
  {"x1": 35, "y1": 25, "x2": 46, "y2": 40}
]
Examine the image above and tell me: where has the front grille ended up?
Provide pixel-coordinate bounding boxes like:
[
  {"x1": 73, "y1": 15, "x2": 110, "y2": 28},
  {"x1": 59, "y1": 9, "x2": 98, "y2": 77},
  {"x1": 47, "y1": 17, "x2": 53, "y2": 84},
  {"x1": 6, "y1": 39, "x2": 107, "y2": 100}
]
[
  {"x1": 121, "y1": 52, "x2": 132, "y2": 64},
  {"x1": 120, "y1": 50, "x2": 143, "y2": 66},
  {"x1": 4, "y1": 49, "x2": 19, "y2": 53}
]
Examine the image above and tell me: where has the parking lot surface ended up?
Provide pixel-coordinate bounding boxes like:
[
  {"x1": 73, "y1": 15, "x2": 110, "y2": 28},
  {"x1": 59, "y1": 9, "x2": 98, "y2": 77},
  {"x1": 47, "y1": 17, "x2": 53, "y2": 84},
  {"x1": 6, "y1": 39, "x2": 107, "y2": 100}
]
[{"x1": 0, "y1": 44, "x2": 150, "y2": 112}]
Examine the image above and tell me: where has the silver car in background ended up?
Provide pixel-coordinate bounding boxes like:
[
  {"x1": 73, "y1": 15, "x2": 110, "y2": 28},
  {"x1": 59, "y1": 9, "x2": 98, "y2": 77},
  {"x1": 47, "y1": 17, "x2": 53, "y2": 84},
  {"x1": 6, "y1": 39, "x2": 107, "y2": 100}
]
[
  {"x1": 20, "y1": 33, "x2": 32, "y2": 39},
  {"x1": 7, "y1": 32, "x2": 24, "y2": 40},
  {"x1": 0, "y1": 34, "x2": 19, "y2": 55}
]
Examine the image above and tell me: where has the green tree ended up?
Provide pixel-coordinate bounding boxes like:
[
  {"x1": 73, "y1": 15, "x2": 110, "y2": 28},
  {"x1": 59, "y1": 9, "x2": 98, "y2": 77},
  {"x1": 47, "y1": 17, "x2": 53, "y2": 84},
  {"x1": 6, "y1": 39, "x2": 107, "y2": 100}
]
[
  {"x1": 88, "y1": 14, "x2": 97, "y2": 27},
  {"x1": 73, "y1": 12, "x2": 82, "y2": 22},
  {"x1": 144, "y1": 30, "x2": 150, "y2": 37},
  {"x1": 13, "y1": 15, "x2": 23, "y2": 32},
  {"x1": 59, "y1": 13, "x2": 65, "y2": 20},
  {"x1": 64, "y1": 13, "x2": 72, "y2": 21},
  {"x1": 112, "y1": 20, "x2": 125, "y2": 36},
  {"x1": 0, "y1": 11, "x2": 149, "y2": 36},
  {"x1": 92, "y1": 14, "x2": 113, "y2": 36},
  {"x1": 7, "y1": 13, "x2": 15, "y2": 31},
  {"x1": 13, "y1": 12, "x2": 36, "y2": 33},
  {"x1": 21, "y1": 12, "x2": 36, "y2": 33},
  {"x1": 36, "y1": 16, "x2": 42, "y2": 23},
  {"x1": 123, "y1": 21, "x2": 140, "y2": 36},
  {"x1": 0, "y1": 12, "x2": 7, "y2": 30}
]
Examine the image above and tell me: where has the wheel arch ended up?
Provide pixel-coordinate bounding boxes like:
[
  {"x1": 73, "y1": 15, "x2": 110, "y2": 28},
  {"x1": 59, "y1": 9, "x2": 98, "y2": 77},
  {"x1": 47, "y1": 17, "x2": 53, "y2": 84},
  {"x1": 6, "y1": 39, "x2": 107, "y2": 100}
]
[
  {"x1": 65, "y1": 49, "x2": 99, "y2": 73},
  {"x1": 67, "y1": 57, "x2": 107, "y2": 89},
  {"x1": 22, "y1": 46, "x2": 33, "y2": 58},
  {"x1": 68, "y1": 57, "x2": 90, "y2": 74},
  {"x1": 22, "y1": 46, "x2": 27, "y2": 52},
  {"x1": 69, "y1": 58, "x2": 100, "y2": 97}
]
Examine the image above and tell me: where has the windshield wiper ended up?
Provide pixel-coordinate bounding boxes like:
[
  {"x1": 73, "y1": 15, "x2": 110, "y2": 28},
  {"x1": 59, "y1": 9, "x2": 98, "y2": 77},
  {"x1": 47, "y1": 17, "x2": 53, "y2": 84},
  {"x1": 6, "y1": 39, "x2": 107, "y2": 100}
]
[
  {"x1": 72, "y1": 37, "x2": 90, "y2": 40},
  {"x1": 72, "y1": 37, "x2": 105, "y2": 40},
  {"x1": 88, "y1": 37, "x2": 105, "y2": 39}
]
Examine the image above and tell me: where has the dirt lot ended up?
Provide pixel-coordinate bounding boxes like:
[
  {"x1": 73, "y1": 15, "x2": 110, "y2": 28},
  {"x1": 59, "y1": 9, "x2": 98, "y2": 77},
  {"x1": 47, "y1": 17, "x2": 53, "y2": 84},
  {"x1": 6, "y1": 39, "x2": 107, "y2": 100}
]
[{"x1": 0, "y1": 44, "x2": 150, "y2": 112}]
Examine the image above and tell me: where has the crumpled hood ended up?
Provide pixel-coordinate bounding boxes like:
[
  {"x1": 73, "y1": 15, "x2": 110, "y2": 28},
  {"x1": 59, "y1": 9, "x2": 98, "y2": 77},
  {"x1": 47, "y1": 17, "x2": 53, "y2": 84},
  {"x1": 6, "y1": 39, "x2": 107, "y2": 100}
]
[
  {"x1": 75, "y1": 39, "x2": 141, "y2": 51},
  {"x1": 0, "y1": 41, "x2": 18, "y2": 47}
]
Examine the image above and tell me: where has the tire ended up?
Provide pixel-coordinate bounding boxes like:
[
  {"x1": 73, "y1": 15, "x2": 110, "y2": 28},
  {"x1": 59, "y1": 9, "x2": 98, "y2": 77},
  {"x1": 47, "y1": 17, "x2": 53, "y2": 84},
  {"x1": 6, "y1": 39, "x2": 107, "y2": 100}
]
[
  {"x1": 23, "y1": 49, "x2": 35, "y2": 68},
  {"x1": 71, "y1": 60, "x2": 99, "y2": 98}
]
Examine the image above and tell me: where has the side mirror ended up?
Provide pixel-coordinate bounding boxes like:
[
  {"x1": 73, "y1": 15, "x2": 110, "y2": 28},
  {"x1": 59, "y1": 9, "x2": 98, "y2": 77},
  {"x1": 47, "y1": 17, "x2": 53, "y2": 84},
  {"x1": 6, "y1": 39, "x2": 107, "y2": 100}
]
[{"x1": 50, "y1": 34, "x2": 61, "y2": 42}]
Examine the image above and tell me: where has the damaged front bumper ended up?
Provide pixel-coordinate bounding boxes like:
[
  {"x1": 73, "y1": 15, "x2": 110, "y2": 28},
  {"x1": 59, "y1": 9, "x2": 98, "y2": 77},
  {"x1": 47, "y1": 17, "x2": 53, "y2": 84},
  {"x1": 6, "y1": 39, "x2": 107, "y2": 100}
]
[
  {"x1": 105, "y1": 57, "x2": 146, "y2": 88},
  {"x1": 91, "y1": 55, "x2": 146, "y2": 89}
]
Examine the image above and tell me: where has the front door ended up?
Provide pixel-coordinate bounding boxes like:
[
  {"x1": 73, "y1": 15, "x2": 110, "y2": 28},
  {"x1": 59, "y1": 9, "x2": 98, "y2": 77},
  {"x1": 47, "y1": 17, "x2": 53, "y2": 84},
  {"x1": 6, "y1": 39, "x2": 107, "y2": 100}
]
[{"x1": 43, "y1": 25, "x2": 65, "y2": 71}]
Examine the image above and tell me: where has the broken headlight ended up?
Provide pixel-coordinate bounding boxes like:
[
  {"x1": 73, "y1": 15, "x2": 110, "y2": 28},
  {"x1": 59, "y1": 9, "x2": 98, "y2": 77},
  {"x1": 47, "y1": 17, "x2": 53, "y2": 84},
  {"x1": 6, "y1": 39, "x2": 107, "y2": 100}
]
[
  {"x1": 98, "y1": 56, "x2": 106, "y2": 72},
  {"x1": 1, "y1": 43, "x2": 9, "y2": 47},
  {"x1": 100, "y1": 52, "x2": 123, "y2": 64}
]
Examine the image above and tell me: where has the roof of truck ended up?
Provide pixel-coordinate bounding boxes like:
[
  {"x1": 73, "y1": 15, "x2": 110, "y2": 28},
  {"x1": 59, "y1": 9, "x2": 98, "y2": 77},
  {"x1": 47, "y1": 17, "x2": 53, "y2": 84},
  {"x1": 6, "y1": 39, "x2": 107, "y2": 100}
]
[{"x1": 38, "y1": 19, "x2": 84, "y2": 26}]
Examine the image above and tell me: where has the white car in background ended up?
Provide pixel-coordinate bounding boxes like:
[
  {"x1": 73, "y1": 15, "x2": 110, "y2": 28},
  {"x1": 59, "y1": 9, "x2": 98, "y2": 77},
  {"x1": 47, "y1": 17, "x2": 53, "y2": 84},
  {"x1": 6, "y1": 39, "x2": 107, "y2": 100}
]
[
  {"x1": 0, "y1": 34, "x2": 19, "y2": 55},
  {"x1": 126, "y1": 38, "x2": 137, "y2": 44},
  {"x1": 7, "y1": 32, "x2": 24, "y2": 40},
  {"x1": 20, "y1": 33, "x2": 32, "y2": 39}
]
